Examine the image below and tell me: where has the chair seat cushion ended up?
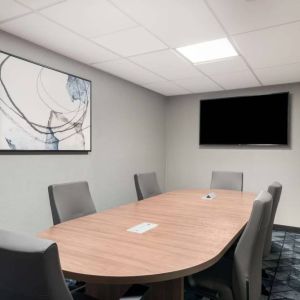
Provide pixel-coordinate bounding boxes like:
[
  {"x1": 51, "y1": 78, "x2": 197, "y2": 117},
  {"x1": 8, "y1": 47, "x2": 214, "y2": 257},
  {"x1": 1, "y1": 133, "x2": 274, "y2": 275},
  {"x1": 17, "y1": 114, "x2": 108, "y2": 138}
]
[{"x1": 191, "y1": 257, "x2": 234, "y2": 300}]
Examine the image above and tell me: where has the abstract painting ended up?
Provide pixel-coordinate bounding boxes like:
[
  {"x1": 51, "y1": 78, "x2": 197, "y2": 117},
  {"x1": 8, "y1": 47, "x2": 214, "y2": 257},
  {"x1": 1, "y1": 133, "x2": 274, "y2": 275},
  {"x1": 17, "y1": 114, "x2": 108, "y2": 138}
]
[{"x1": 0, "y1": 51, "x2": 91, "y2": 151}]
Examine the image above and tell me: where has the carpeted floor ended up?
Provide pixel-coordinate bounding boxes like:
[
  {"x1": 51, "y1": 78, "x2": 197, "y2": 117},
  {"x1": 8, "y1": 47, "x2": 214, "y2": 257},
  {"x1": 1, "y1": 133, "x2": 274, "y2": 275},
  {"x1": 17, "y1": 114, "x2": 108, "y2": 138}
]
[
  {"x1": 185, "y1": 230, "x2": 300, "y2": 300},
  {"x1": 263, "y1": 230, "x2": 300, "y2": 300}
]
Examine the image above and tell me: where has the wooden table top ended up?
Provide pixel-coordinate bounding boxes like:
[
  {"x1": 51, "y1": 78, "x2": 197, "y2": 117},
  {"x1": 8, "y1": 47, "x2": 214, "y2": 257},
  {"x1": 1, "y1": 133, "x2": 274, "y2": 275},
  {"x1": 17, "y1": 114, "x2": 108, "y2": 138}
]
[{"x1": 39, "y1": 189, "x2": 255, "y2": 284}]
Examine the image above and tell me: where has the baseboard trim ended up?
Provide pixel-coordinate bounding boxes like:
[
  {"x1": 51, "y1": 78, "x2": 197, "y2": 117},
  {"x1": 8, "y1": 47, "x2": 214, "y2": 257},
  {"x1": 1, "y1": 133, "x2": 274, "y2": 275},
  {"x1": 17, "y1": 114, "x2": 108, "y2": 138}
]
[{"x1": 273, "y1": 224, "x2": 300, "y2": 234}]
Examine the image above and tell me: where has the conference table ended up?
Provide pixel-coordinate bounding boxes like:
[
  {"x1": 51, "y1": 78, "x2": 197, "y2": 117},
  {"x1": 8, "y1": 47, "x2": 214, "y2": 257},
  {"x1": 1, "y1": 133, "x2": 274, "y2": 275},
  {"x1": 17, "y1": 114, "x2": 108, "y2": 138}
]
[{"x1": 39, "y1": 189, "x2": 255, "y2": 300}]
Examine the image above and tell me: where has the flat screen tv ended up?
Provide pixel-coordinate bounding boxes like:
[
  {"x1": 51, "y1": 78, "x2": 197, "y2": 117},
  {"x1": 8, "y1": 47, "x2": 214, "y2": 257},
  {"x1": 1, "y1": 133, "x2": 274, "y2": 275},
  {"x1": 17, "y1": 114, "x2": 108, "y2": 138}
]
[{"x1": 200, "y1": 92, "x2": 289, "y2": 146}]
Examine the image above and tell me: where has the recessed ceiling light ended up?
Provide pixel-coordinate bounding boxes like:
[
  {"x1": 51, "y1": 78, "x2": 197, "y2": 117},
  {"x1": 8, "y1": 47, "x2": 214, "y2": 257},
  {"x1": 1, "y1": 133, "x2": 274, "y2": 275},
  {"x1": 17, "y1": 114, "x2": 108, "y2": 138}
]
[{"x1": 176, "y1": 38, "x2": 238, "y2": 64}]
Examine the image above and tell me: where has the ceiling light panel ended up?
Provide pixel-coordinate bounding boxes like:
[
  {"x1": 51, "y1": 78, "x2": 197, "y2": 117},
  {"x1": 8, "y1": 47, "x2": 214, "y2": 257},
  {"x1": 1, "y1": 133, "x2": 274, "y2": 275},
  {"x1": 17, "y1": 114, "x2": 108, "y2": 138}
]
[
  {"x1": 40, "y1": 0, "x2": 136, "y2": 38},
  {"x1": 176, "y1": 38, "x2": 238, "y2": 64},
  {"x1": 93, "y1": 27, "x2": 167, "y2": 57},
  {"x1": 111, "y1": 0, "x2": 225, "y2": 48}
]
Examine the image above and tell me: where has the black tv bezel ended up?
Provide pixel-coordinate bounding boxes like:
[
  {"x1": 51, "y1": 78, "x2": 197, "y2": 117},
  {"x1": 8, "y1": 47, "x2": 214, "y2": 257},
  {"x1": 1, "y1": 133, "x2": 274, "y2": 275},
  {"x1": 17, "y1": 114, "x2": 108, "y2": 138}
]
[{"x1": 199, "y1": 92, "x2": 290, "y2": 147}]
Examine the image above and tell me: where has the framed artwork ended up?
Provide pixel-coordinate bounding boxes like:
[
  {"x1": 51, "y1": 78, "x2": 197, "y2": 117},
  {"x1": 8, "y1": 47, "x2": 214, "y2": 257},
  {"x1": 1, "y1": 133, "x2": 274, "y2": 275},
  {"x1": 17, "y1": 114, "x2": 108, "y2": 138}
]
[{"x1": 0, "y1": 51, "x2": 91, "y2": 152}]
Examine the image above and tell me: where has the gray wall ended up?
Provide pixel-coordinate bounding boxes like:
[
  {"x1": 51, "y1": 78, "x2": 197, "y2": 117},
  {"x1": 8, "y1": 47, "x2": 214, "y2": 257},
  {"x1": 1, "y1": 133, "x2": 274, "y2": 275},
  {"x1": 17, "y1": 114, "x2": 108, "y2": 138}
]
[
  {"x1": 165, "y1": 84, "x2": 300, "y2": 227},
  {"x1": 0, "y1": 31, "x2": 166, "y2": 233}
]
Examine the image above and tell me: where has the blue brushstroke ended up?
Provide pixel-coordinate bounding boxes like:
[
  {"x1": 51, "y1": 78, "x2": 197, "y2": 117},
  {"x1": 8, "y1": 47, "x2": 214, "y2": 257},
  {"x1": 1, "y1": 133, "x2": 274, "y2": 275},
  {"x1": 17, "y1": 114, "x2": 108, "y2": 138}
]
[
  {"x1": 5, "y1": 138, "x2": 16, "y2": 150},
  {"x1": 66, "y1": 76, "x2": 90, "y2": 104},
  {"x1": 45, "y1": 127, "x2": 59, "y2": 150}
]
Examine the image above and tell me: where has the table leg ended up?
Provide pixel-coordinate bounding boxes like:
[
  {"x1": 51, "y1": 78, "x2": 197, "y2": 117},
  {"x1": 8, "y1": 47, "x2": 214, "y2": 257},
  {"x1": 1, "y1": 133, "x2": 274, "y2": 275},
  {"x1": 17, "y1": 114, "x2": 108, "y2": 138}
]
[
  {"x1": 145, "y1": 277, "x2": 184, "y2": 300},
  {"x1": 86, "y1": 277, "x2": 184, "y2": 300},
  {"x1": 86, "y1": 283, "x2": 130, "y2": 300}
]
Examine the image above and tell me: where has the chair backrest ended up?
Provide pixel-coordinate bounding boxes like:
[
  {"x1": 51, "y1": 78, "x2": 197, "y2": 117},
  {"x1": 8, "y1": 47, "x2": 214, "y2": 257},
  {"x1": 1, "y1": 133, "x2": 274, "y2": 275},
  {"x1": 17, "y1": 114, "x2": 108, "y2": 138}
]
[
  {"x1": 263, "y1": 182, "x2": 282, "y2": 257},
  {"x1": 0, "y1": 229, "x2": 73, "y2": 300},
  {"x1": 232, "y1": 191, "x2": 273, "y2": 300},
  {"x1": 48, "y1": 181, "x2": 96, "y2": 225},
  {"x1": 134, "y1": 172, "x2": 161, "y2": 201},
  {"x1": 210, "y1": 171, "x2": 243, "y2": 191}
]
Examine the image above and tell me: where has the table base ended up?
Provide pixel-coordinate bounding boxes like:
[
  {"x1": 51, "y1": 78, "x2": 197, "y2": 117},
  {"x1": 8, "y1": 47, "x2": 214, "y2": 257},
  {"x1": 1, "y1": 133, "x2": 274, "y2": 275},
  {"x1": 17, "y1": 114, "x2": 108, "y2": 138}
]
[{"x1": 86, "y1": 277, "x2": 184, "y2": 300}]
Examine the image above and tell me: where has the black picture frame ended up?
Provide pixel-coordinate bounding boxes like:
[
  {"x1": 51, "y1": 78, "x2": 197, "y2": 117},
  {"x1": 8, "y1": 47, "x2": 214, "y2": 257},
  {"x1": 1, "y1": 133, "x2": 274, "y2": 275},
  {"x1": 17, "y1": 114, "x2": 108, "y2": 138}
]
[{"x1": 0, "y1": 50, "x2": 92, "y2": 153}]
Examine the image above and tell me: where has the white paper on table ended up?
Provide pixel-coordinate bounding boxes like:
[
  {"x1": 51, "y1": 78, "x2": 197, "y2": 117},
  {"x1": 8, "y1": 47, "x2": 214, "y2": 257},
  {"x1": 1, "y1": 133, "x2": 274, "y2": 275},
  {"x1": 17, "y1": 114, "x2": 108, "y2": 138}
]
[{"x1": 127, "y1": 222, "x2": 158, "y2": 234}]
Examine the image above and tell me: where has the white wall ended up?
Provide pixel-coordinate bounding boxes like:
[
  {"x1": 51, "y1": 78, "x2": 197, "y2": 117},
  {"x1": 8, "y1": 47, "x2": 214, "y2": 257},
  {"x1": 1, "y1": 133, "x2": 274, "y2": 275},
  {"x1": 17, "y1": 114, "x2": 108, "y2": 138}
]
[
  {"x1": 0, "y1": 31, "x2": 166, "y2": 233},
  {"x1": 165, "y1": 84, "x2": 300, "y2": 227}
]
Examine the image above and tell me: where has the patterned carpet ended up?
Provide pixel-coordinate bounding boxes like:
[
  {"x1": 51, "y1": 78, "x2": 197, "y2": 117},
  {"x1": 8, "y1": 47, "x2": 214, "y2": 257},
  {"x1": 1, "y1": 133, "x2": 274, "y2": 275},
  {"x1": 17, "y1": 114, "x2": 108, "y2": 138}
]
[
  {"x1": 185, "y1": 230, "x2": 300, "y2": 300},
  {"x1": 263, "y1": 230, "x2": 300, "y2": 300}
]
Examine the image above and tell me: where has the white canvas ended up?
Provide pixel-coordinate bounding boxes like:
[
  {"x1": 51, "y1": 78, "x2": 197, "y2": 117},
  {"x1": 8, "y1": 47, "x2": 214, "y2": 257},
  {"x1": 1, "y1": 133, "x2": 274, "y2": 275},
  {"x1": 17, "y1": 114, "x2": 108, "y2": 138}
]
[{"x1": 0, "y1": 52, "x2": 91, "y2": 151}]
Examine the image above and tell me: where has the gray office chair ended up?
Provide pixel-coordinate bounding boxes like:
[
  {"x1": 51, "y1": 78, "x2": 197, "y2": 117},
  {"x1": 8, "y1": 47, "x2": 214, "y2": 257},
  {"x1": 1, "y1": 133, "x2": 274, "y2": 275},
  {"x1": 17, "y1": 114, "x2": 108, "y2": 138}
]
[
  {"x1": 48, "y1": 181, "x2": 96, "y2": 225},
  {"x1": 188, "y1": 190, "x2": 272, "y2": 300},
  {"x1": 0, "y1": 228, "x2": 84, "y2": 300},
  {"x1": 0, "y1": 229, "x2": 148, "y2": 300},
  {"x1": 263, "y1": 182, "x2": 282, "y2": 257},
  {"x1": 210, "y1": 171, "x2": 243, "y2": 191},
  {"x1": 134, "y1": 172, "x2": 161, "y2": 201}
]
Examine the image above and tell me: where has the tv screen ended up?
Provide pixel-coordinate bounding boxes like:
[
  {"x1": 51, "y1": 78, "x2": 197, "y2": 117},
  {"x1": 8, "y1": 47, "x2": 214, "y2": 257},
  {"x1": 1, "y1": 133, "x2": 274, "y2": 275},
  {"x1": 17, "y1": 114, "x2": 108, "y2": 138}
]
[{"x1": 200, "y1": 92, "x2": 289, "y2": 146}]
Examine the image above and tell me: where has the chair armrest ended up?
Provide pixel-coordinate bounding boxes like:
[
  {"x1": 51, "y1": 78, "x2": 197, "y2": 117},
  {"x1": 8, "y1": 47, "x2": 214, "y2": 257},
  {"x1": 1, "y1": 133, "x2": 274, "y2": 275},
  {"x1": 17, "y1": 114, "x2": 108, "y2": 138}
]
[{"x1": 119, "y1": 284, "x2": 149, "y2": 300}]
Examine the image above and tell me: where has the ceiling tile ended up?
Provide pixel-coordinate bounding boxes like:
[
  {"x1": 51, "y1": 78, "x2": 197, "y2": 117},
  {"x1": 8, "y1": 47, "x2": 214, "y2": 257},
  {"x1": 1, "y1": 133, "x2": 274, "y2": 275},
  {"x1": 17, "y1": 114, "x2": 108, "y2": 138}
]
[
  {"x1": 143, "y1": 81, "x2": 189, "y2": 96},
  {"x1": 255, "y1": 63, "x2": 300, "y2": 86},
  {"x1": 130, "y1": 50, "x2": 201, "y2": 80},
  {"x1": 0, "y1": 0, "x2": 30, "y2": 22},
  {"x1": 197, "y1": 56, "x2": 248, "y2": 76},
  {"x1": 233, "y1": 22, "x2": 300, "y2": 69},
  {"x1": 16, "y1": 0, "x2": 65, "y2": 10},
  {"x1": 93, "y1": 27, "x2": 167, "y2": 57},
  {"x1": 93, "y1": 59, "x2": 164, "y2": 85},
  {"x1": 40, "y1": 0, "x2": 136, "y2": 38},
  {"x1": 208, "y1": 0, "x2": 300, "y2": 35},
  {"x1": 0, "y1": 14, "x2": 119, "y2": 64},
  {"x1": 211, "y1": 70, "x2": 260, "y2": 90},
  {"x1": 174, "y1": 74, "x2": 223, "y2": 93},
  {"x1": 111, "y1": 0, "x2": 225, "y2": 48}
]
